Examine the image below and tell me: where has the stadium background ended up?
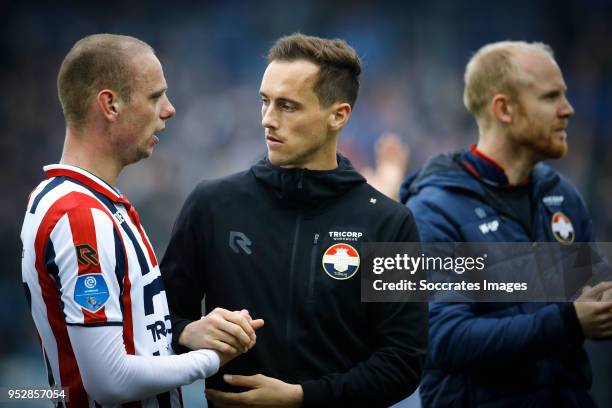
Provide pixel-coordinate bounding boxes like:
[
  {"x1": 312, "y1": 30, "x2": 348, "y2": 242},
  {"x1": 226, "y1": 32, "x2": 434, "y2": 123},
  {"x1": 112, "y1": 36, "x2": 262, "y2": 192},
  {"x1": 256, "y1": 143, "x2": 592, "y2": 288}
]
[{"x1": 2, "y1": 0, "x2": 611, "y2": 406}]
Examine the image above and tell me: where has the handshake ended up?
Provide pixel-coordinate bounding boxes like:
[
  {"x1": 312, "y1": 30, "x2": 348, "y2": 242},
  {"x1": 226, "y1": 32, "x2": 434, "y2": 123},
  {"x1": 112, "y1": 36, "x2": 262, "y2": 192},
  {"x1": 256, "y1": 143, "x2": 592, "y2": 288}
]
[{"x1": 180, "y1": 308, "x2": 265, "y2": 365}]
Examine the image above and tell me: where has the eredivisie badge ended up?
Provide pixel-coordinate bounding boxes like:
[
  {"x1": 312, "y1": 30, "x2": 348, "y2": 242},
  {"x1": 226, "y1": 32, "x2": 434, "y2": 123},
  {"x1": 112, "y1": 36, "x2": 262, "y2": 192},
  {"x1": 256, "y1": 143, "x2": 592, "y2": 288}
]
[
  {"x1": 74, "y1": 274, "x2": 110, "y2": 312},
  {"x1": 551, "y1": 211, "x2": 574, "y2": 244},
  {"x1": 322, "y1": 243, "x2": 360, "y2": 280}
]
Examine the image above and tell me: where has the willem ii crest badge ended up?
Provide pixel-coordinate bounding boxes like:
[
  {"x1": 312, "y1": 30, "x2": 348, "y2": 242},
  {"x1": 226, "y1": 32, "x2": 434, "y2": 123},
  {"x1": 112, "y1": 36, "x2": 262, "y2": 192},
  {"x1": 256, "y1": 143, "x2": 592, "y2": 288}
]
[
  {"x1": 551, "y1": 211, "x2": 575, "y2": 244},
  {"x1": 322, "y1": 243, "x2": 360, "y2": 280}
]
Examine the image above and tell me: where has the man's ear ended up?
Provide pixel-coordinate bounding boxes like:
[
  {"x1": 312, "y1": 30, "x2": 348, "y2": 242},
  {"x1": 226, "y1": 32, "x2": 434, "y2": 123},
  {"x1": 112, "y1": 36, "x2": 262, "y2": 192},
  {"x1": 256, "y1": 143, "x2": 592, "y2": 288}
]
[
  {"x1": 96, "y1": 89, "x2": 121, "y2": 122},
  {"x1": 328, "y1": 102, "x2": 352, "y2": 132},
  {"x1": 491, "y1": 94, "x2": 514, "y2": 124}
]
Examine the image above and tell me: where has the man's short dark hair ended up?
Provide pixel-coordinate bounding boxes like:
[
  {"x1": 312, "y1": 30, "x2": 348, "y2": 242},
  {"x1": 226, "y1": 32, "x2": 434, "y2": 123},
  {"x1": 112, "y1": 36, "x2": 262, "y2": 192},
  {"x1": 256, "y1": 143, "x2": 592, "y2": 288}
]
[
  {"x1": 57, "y1": 34, "x2": 154, "y2": 129},
  {"x1": 268, "y1": 33, "x2": 361, "y2": 108}
]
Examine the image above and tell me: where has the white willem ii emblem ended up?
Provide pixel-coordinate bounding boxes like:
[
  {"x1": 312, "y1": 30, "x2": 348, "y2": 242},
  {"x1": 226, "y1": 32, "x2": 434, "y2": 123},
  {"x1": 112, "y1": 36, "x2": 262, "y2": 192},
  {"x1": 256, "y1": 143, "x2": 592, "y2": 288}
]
[
  {"x1": 551, "y1": 211, "x2": 574, "y2": 244},
  {"x1": 322, "y1": 243, "x2": 360, "y2": 280}
]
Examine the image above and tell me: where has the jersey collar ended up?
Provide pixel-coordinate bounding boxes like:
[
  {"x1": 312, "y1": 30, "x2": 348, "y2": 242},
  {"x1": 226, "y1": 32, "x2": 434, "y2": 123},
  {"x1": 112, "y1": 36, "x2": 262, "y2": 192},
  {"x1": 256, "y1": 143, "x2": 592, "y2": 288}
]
[
  {"x1": 43, "y1": 164, "x2": 123, "y2": 202},
  {"x1": 459, "y1": 145, "x2": 529, "y2": 188}
]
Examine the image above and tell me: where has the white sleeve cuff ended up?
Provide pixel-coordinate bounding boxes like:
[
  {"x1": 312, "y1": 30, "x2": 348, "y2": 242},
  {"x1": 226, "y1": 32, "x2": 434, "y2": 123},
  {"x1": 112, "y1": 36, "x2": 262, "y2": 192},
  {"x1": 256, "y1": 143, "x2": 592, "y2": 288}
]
[{"x1": 67, "y1": 325, "x2": 221, "y2": 404}]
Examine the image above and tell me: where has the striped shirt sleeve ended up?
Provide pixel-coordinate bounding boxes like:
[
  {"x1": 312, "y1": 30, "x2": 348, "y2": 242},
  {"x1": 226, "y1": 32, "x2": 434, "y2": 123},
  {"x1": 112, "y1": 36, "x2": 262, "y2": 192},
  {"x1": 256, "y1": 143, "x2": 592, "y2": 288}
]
[{"x1": 48, "y1": 205, "x2": 124, "y2": 326}]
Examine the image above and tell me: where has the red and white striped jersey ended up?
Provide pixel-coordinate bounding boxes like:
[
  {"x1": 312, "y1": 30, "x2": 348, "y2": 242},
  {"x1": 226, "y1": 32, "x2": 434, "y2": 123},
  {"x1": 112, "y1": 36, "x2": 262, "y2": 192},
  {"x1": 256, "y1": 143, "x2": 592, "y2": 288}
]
[{"x1": 21, "y1": 164, "x2": 181, "y2": 407}]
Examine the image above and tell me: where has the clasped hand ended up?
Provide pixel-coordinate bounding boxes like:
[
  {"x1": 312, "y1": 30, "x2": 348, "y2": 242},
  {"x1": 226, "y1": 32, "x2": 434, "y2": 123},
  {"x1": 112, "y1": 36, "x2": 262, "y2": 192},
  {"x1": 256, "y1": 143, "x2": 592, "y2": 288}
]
[
  {"x1": 206, "y1": 374, "x2": 303, "y2": 408},
  {"x1": 574, "y1": 282, "x2": 612, "y2": 339},
  {"x1": 179, "y1": 308, "x2": 264, "y2": 364}
]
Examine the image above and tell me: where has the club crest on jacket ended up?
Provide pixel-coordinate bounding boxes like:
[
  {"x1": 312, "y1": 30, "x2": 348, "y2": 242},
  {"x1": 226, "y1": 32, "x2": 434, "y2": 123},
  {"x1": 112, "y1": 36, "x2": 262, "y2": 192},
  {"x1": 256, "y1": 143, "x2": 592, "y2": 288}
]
[
  {"x1": 551, "y1": 211, "x2": 574, "y2": 244},
  {"x1": 322, "y1": 243, "x2": 360, "y2": 280}
]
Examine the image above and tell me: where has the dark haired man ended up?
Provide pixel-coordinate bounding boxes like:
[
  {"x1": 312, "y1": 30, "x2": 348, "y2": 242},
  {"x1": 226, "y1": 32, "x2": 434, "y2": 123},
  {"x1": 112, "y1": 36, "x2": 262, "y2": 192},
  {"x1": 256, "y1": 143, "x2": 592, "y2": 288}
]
[{"x1": 162, "y1": 33, "x2": 428, "y2": 407}]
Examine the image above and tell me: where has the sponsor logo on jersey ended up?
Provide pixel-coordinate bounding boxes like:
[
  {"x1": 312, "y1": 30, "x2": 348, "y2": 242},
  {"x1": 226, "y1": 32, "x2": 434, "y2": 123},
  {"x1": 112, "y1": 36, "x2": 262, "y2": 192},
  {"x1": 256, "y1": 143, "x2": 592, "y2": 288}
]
[
  {"x1": 76, "y1": 244, "x2": 99, "y2": 266},
  {"x1": 74, "y1": 274, "x2": 109, "y2": 312},
  {"x1": 478, "y1": 220, "x2": 499, "y2": 234},
  {"x1": 322, "y1": 243, "x2": 360, "y2": 280},
  {"x1": 551, "y1": 211, "x2": 574, "y2": 244},
  {"x1": 114, "y1": 211, "x2": 126, "y2": 224},
  {"x1": 328, "y1": 231, "x2": 363, "y2": 242},
  {"x1": 146, "y1": 315, "x2": 172, "y2": 342}
]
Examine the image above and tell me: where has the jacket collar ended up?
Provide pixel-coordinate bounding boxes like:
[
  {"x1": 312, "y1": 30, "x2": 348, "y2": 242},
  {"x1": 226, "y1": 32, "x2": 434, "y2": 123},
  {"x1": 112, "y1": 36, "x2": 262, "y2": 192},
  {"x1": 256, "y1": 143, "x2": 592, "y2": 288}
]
[
  {"x1": 458, "y1": 145, "x2": 529, "y2": 188},
  {"x1": 400, "y1": 148, "x2": 560, "y2": 204},
  {"x1": 251, "y1": 153, "x2": 366, "y2": 204},
  {"x1": 43, "y1": 164, "x2": 123, "y2": 202}
]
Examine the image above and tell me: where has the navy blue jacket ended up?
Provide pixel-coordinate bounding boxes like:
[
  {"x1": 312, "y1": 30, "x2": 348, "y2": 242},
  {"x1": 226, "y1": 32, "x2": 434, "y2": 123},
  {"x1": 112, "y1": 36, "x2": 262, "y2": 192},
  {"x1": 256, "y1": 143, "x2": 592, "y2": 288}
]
[{"x1": 400, "y1": 149, "x2": 595, "y2": 407}]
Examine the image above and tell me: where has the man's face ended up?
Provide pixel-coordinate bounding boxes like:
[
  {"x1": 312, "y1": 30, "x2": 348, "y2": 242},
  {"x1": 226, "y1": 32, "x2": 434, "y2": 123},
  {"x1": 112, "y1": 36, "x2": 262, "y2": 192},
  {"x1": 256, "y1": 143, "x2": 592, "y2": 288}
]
[
  {"x1": 259, "y1": 60, "x2": 338, "y2": 169},
  {"x1": 509, "y1": 51, "x2": 574, "y2": 160},
  {"x1": 113, "y1": 51, "x2": 175, "y2": 165}
]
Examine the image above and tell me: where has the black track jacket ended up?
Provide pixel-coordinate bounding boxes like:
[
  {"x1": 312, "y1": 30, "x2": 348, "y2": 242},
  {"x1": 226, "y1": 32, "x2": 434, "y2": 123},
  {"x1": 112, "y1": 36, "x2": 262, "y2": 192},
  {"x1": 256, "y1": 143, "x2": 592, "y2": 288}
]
[{"x1": 161, "y1": 154, "x2": 428, "y2": 407}]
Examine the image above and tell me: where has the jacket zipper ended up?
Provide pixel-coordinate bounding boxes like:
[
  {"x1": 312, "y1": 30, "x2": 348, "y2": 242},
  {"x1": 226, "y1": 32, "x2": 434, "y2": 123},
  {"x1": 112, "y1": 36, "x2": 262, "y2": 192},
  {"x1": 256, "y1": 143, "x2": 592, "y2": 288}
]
[
  {"x1": 479, "y1": 186, "x2": 535, "y2": 240},
  {"x1": 308, "y1": 234, "x2": 320, "y2": 299},
  {"x1": 286, "y1": 169, "x2": 305, "y2": 371},
  {"x1": 286, "y1": 211, "x2": 302, "y2": 373}
]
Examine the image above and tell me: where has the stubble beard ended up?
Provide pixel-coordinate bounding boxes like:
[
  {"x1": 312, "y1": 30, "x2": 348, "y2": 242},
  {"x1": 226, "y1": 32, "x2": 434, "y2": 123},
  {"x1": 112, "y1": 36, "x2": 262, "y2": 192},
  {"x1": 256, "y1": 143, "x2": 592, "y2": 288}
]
[{"x1": 512, "y1": 116, "x2": 568, "y2": 162}]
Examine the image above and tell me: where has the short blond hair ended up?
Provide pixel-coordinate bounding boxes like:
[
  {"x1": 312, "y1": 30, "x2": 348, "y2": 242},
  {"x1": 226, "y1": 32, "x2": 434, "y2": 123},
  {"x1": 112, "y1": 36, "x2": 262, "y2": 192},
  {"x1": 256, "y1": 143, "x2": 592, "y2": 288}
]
[
  {"x1": 57, "y1": 34, "x2": 153, "y2": 129},
  {"x1": 463, "y1": 41, "x2": 553, "y2": 122}
]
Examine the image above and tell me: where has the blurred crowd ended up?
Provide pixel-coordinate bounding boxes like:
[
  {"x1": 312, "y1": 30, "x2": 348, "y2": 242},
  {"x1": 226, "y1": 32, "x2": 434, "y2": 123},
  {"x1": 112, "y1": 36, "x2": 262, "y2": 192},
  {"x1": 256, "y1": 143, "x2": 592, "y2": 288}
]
[{"x1": 2, "y1": 0, "x2": 611, "y2": 405}]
